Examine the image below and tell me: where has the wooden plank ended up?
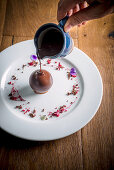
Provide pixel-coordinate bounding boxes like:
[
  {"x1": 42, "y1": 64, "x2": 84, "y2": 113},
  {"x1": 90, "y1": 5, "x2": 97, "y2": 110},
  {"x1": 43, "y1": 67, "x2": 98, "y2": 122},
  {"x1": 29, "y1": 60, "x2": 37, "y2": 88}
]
[
  {"x1": 0, "y1": 0, "x2": 7, "y2": 35},
  {"x1": 78, "y1": 14, "x2": 114, "y2": 170},
  {"x1": 69, "y1": 27, "x2": 78, "y2": 47},
  {"x1": 0, "y1": 36, "x2": 83, "y2": 170},
  {"x1": 0, "y1": 129, "x2": 83, "y2": 170},
  {"x1": 0, "y1": 36, "x2": 33, "y2": 52},
  {"x1": 0, "y1": 36, "x2": 12, "y2": 52},
  {"x1": 0, "y1": 36, "x2": 3, "y2": 47},
  {"x1": 3, "y1": 0, "x2": 59, "y2": 36},
  {"x1": 13, "y1": 36, "x2": 33, "y2": 44}
]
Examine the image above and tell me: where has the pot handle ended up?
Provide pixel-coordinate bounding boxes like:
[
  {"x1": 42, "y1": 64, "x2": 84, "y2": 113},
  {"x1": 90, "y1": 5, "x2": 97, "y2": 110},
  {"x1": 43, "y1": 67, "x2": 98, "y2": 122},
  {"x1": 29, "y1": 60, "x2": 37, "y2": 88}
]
[{"x1": 59, "y1": 15, "x2": 69, "y2": 29}]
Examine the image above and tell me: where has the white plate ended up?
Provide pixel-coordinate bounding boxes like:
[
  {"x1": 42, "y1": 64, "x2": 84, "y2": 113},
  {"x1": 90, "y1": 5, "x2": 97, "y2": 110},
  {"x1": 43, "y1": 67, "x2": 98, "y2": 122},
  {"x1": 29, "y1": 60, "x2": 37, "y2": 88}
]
[{"x1": 0, "y1": 40, "x2": 103, "y2": 141}]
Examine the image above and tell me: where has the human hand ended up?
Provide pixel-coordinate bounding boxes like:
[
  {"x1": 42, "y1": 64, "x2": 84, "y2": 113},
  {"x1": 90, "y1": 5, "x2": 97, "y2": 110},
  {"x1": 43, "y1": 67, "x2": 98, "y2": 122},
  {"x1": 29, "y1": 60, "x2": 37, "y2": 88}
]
[{"x1": 57, "y1": 0, "x2": 114, "y2": 32}]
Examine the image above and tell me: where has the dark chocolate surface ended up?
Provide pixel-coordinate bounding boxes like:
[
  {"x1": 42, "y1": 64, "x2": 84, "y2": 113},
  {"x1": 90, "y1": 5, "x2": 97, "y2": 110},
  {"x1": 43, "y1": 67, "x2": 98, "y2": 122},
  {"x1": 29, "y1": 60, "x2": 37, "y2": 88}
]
[
  {"x1": 38, "y1": 27, "x2": 64, "y2": 58},
  {"x1": 29, "y1": 69, "x2": 53, "y2": 93}
]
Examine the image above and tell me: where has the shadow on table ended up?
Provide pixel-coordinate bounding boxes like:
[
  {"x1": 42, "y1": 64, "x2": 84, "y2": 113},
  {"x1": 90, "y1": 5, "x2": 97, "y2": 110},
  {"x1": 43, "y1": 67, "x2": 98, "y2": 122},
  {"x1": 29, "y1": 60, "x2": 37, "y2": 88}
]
[{"x1": 0, "y1": 128, "x2": 48, "y2": 149}]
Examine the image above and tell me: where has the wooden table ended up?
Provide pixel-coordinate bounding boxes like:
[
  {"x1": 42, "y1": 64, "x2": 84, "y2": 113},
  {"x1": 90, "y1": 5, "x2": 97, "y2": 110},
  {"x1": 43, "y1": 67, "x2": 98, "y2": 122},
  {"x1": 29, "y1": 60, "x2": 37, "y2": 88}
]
[{"x1": 0, "y1": 0, "x2": 114, "y2": 169}]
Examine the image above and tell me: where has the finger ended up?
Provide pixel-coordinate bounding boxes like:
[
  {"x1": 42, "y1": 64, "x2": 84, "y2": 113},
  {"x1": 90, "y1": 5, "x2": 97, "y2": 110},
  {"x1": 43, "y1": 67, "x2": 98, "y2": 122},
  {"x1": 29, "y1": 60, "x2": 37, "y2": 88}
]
[
  {"x1": 78, "y1": 24, "x2": 82, "y2": 27},
  {"x1": 67, "y1": 9, "x2": 73, "y2": 16},
  {"x1": 64, "y1": 2, "x2": 111, "y2": 32},
  {"x1": 73, "y1": 4, "x2": 80, "y2": 13},
  {"x1": 80, "y1": 1, "x2": 88, "y2": 9},
  {"x1": 57, "y1": 0, "x2": 85, "y2": 21},
  {"x1": 82, "y1": 21, "x2": 87, "y2": 25}
]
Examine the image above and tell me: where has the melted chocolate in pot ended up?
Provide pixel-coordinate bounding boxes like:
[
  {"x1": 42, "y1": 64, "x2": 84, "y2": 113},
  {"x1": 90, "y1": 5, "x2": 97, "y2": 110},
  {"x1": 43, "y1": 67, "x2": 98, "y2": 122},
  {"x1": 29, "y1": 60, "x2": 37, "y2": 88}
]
[{"x1": 38, "y1": 27, "x2": 64, "y2": 59}]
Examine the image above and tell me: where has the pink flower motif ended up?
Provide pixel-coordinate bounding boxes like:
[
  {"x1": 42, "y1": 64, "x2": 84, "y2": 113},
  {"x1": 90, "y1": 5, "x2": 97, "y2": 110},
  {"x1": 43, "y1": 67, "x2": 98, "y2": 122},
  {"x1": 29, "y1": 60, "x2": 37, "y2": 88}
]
[
  {"x1": 70, "y1": 68, "x2": 76, "y2": 77},
  {"x1": 47, "y1": 59, "x2": 51, "y2": 64},
  {"x1": 30, "y1": 55, "x2": 37, "y2": 61}
]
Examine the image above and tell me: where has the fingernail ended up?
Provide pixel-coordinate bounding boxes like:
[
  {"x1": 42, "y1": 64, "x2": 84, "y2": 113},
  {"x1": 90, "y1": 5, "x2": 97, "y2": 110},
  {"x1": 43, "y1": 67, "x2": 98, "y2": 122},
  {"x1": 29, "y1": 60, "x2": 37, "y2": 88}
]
[{"x1": 64, "y1": 24, "x2": 72, "y2": 32}]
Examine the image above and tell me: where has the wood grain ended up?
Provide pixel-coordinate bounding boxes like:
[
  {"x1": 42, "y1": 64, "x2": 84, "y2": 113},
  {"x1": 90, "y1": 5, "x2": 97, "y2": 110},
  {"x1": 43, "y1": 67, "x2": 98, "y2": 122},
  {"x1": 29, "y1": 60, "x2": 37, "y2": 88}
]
[
  {"x1": 0, "y1": 129, "x2": 83, "y2": 170},
  {"x1": 0, "y1": 36, "x2": 3, "y2": 47},
  {"x1": 69, "y1": 27, "x2": 78, "y2": 47},
  {"x1": 13, "y1": 36, "x2": 33, "y2": 44},
  {"x1": 0, "y1": 36, "x2": 33, "y2": 52},
  {"x1": 78, "y1": 14, "x2": 114, "y2": 170},
  {"x1": 0, "y1": 0, "x2": 7, "y2": 35},
  {"x1": 0, "y1": 36, "x2": 12, "y2": 52},
  {"x1": 3, "y1": 0, "x2": 59, "y2": 36}
]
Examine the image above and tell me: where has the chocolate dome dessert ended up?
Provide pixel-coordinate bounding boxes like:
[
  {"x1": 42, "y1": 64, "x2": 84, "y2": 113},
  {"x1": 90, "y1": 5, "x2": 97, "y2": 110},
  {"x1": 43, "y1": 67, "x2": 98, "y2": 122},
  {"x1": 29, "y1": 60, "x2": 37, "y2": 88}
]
[{"x1": 29, "y1": 69, "x2": 53, "y2": 94}]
